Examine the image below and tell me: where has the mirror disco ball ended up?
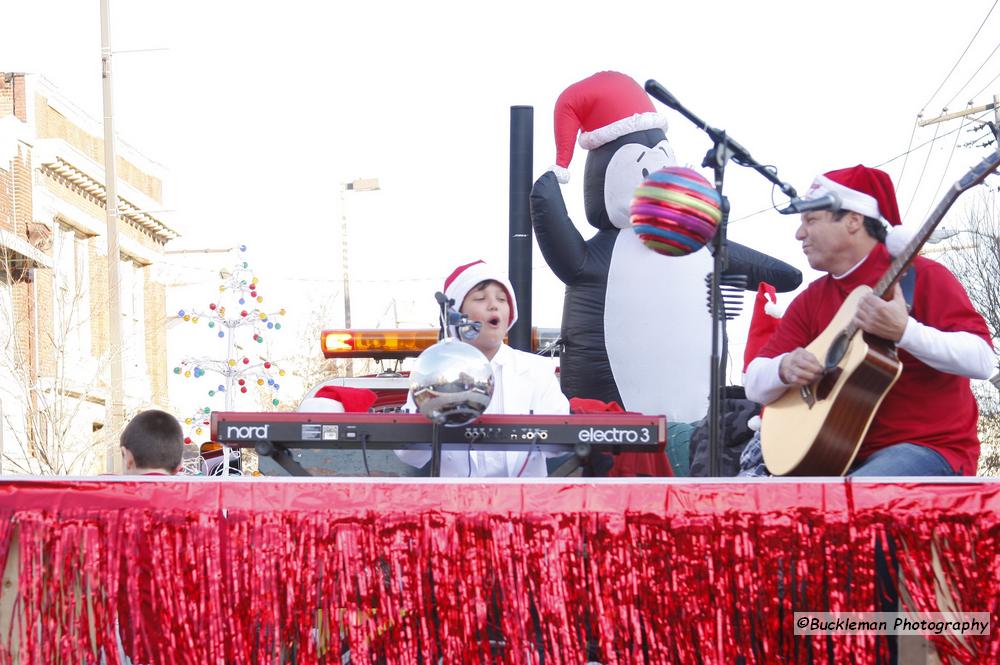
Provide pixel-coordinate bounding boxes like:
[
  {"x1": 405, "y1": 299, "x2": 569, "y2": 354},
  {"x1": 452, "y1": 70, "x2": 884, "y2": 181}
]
[{"x1": 410, "y1": 339, "x2": 494, "y2": 426}]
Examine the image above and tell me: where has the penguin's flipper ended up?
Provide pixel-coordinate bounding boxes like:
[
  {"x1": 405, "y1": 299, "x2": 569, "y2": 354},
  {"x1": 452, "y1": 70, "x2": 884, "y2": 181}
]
[
  {"x1": 724, "y1": 241, "x2": 803, "y2": 293},
  {"x1": 530, "y1": 171, "x2": 588, "y2": 284}
]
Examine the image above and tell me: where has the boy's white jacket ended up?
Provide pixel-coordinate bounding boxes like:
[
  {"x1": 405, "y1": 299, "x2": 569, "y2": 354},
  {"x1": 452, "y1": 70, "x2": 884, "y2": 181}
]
[{"x1": 396, "y1": 343, "x2": 570, "y2": 477}]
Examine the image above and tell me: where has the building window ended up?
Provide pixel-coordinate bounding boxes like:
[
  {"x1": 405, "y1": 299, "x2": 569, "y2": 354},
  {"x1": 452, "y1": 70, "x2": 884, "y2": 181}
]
[{"x1": 52, "y1": 224, "x2": 90, "y2": 365}]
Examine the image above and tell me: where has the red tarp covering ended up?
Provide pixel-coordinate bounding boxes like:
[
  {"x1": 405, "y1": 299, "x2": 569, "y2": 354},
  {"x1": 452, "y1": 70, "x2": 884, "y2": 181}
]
[{"x1": 0, "y1": 477, "x2": 997, "y2": 664}]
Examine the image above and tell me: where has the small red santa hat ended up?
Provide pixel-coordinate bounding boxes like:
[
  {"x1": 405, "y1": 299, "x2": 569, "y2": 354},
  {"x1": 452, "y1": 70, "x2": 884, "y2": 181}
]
[
  {"x1": 443, "y1": 260, "x2": 518, "y2": 330},
  {"x1": 743, "y1": 282, "x2": 783, "y2": 373},
  {"x1": 309, "y1": 386, "x2": 378, "y2": 413},
  {"x1": 549, "y1": 71, "x2": 668, "y2": 184}
]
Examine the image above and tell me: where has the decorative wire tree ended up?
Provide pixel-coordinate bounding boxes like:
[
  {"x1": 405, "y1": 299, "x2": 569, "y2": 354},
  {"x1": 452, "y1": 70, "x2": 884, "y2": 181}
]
[{"x1": 171, "y1": 245, "x2": 287, "y2": 474}]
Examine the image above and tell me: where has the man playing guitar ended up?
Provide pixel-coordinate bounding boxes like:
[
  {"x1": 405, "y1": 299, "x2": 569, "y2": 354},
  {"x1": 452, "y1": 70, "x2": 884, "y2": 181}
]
[{"x1": 744, "y1": 165, "x2": 994, "y2": 476}]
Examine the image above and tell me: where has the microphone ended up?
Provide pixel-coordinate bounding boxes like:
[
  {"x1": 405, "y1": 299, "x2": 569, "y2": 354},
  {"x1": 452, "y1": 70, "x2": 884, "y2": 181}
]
[
  {"x1": 435, "y1": 291, "x2": 481, "y2": 341},
  {"x1": 644, "y1": 79, "x2": 682, "y2": 112},
  {"x1": 780, "y1": 192, "x2": 841, "y2": 216},
  {"x1": 460, "y1": 321, "x2": 482, "y2": 341}
]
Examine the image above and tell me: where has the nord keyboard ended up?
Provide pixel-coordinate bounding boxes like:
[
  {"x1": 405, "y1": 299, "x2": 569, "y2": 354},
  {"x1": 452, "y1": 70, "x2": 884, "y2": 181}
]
[{"x1": 212, "y1": 412, "x2": 666, "y2": 453}]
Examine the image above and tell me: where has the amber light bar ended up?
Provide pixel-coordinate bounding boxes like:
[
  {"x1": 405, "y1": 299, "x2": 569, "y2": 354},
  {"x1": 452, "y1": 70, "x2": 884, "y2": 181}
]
[{"x1": 321, "y1": 328, "x2": 562, "y2": 360}]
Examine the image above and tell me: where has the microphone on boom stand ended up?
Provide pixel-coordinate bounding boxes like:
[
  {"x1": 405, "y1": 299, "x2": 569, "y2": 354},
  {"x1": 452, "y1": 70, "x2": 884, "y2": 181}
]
[{"x1": 434, "y1": 292, "x2": 481, "y2": 340}]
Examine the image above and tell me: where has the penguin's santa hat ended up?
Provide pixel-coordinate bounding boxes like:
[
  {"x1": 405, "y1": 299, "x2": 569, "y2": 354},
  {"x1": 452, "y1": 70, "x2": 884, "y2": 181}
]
[
  {"x1": 549, "y1": 71, "x2": 668, "y2": 184},
  {"x1": 791, "y1": 165, "x2": 916, "y2": 255}
]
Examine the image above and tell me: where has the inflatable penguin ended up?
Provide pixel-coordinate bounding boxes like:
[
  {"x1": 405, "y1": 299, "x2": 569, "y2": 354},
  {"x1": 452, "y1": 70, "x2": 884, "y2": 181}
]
[{"x1": 530, "y1": 71, "x2": 799, "y2": 423}]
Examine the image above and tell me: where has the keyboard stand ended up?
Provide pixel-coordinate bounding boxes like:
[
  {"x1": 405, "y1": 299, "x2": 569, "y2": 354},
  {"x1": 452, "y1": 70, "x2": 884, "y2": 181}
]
[{"x1": 254, "y1": 440, "x2": 312, "y2": 477}]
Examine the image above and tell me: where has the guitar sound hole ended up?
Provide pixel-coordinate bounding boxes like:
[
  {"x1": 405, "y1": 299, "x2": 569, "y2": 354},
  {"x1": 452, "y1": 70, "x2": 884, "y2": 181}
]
[{"x1": 826, "y1": 332, "x2": 849, "y2": 370}]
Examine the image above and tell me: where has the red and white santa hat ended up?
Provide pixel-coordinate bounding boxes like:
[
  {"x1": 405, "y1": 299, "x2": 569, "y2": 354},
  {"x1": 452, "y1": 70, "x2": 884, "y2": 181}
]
[
  {"x1": 801, "y1": 165, "x2": 901, "y2": 227},
  {"x1": 799, "y1": 165, "x2": 917, "y2": 254},
  {"x1": 443, "y1": 260, "x2": 518, "y2": 330},
  {"x1": 743, "y1": 282, "x2": 783, "y2": 373},
  {"x1": 549, "y1": 71, "x2": 668, "y2": 184}
]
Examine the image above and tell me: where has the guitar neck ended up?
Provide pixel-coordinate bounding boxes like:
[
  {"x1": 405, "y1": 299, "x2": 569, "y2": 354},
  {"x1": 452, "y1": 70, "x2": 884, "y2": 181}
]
[
  {"x1": 871, "y1": 187, "x2": 961, "y2": 299},
  {"x1": 847, "y1": 150, "x2": 1000, "y2": 337}
]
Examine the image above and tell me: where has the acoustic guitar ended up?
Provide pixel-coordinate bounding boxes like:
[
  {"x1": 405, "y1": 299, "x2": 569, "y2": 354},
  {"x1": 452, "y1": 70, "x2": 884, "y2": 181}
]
[{"x1": 761, "y1": 150, "x2": 1000, "y2": 476}]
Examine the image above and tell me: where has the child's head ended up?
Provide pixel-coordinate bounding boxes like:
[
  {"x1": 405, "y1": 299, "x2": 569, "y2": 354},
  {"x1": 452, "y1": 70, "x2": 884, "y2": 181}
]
[
  {"x1": 119, "y1": 409, "x2": 184, "y2": 475},
  {"x1": 443, "y1": 261, "x2": 518, "y2": 358}
]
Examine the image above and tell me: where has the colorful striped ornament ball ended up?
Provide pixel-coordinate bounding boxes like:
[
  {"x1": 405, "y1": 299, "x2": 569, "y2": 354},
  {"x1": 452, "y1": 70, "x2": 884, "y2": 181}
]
[{"x1": 630, "y1": 167, "x2": 723, "y2": 256}]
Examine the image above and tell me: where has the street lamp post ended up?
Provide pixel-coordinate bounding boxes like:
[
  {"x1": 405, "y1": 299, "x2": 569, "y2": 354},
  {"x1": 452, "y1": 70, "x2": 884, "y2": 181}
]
[{"x1": 340, "y1": 178, "x2": 380, "y2": 377}]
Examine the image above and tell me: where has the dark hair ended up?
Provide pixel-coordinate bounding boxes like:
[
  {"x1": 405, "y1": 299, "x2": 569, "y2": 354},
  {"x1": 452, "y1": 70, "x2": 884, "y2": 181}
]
[
  {"x1": 120, "y1": 409, "x2": 184, "y2": 473},
  {"x1": 834, "y1": 209, "x2": 886, "y2": 243}
]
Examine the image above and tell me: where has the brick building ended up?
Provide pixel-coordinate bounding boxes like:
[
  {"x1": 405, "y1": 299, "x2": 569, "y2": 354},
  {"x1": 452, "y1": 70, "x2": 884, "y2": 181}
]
[{"x1": 0, "y1": 73, "x2": 178, "y2": 474}]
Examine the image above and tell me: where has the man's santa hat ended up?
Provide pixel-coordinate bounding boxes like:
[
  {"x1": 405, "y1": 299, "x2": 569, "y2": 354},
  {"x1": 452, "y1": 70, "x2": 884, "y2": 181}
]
[
  {"x1": 793, "y1": 165, "x2": 915, "y2": 254},
  {"x1": 743, "y1": 282, "x2": 783, "y2": 373},
  {"x1": 443, "y1": 260, "x2": 518, "y2": 330},
  {"x1": 549, "y1": 71, "x2": 668, "y2": 184}
]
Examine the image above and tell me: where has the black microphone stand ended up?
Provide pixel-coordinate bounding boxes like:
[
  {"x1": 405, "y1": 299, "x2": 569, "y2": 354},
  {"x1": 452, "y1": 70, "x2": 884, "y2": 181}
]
[{"x1": 644, "y1": 80, "x2": 797, "y2": 476}]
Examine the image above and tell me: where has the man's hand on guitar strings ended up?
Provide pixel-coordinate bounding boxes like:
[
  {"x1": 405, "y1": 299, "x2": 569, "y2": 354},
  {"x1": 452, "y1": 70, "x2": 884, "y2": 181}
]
[
  {"x1": 779, "y1": 348, "x2": 824, "y2": 386},
  {"x1": 854, "y1": 285, "x2": 908, "y2": 342}
]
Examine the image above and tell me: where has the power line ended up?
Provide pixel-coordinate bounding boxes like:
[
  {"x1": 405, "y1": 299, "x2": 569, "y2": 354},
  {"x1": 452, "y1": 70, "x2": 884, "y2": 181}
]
[
  {"x1": 895, "y1": 117, "x2": 921, "y2": 195},
  {"x1": 943, "y1": 41, "x2": 1000, "y2": 108},
  {"x1": 901, "y1": 122, "x2": 941, "y2": 222},
  {"x1": 875, "y1": 111, "x2": 991, "y2": 167},
  {"x1": 920, "y1": 0, "x2": 998, "y2": 112},
  {"x1": 971, "y1": 69, "x2": 1000, "y2": 100},
  {"x1": 729, "y1": 114, "x2": 992, "y2": 225},
  {"x1": 919, "y1": 109, "x2": 968, "y2": 224}
]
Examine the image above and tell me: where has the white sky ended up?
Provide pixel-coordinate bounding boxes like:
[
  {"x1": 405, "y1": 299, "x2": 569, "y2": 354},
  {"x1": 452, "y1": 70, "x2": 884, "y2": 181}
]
[{"x1": 4, "y1": 0, "x2": 999, "y2": 410}]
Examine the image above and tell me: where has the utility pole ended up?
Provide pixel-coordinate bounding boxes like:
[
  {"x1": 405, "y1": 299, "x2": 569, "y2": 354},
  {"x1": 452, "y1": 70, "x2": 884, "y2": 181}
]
[
  {"x1": 100, "y1": 0, "x2": 125, "y2": 472},
  {"x1": 919, "y1": 94, "x2": 1000, "y2": 142}
]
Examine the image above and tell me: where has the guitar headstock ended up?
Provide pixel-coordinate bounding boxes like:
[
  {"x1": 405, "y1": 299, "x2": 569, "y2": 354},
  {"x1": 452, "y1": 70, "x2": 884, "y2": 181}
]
[{"x1": 956, "y1": 150, "x2": 1000, "y2": 192}]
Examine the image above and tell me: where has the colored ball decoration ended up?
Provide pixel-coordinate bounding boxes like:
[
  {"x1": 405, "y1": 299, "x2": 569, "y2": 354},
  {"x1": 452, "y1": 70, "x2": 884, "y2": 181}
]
[
  {"x1": 173, "y1": 367, "x2": 181, "y2": 374},
  {"x1": 229, "y1": 360, "x2": 237, "y2": 367},
  {"x1": 240, "y1": 244, "x2": 247, "y2": 252},
  {"x1": 177, "y1": 309, "x2": 185, "y2": 317},
  {"x1": 209, "y1": 390, "x2": 215, "y2": 396},
  {"x1": 218, "y1": 331, "x2": 225, "y2": 338},
  {"x1": 272, "y1": 399, "x2": 279, "y2": 406},
  {"x1": 239, "y1": 298, "x2": 245, "y2": 305},
  {"x1": 630, "y1": 166, "x2": 722, "y2": 257},
  {"x1": 243, "y1": 358, "x2": 249, "y2": 364},
  {"x1": 240, "y1": 386, "x2": 248, "y2": 393},
  {"x1": 209, "y1": 303, "x2": 217, "y2": 310},
  {"x1": 184, "y1": 437, "x2": 192, "y2": 444},
  {"x1": 264, "y1": 361, "x2": 271, "y2": 369}
]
